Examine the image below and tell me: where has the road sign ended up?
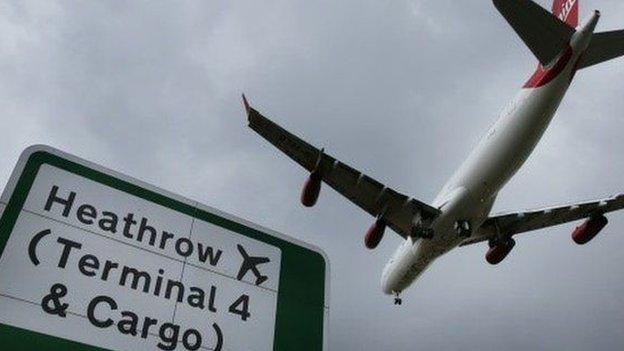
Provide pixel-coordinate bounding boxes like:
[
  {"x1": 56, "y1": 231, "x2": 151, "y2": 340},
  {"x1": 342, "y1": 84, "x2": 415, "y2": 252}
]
[{"x1": 0, "y1": 145, "x2": 329, "y2": 351}]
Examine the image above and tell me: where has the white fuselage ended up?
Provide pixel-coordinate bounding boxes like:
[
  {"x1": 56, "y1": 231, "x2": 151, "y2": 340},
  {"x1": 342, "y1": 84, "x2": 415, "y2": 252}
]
[{"x1": 381, "y1": 12, "x2": 600, "y2": 296}]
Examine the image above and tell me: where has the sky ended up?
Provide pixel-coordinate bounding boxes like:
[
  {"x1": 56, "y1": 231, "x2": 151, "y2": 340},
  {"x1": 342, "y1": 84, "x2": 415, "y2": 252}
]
[{"x1": 1, "y1": 0, "x2": 624, "y2": 350}]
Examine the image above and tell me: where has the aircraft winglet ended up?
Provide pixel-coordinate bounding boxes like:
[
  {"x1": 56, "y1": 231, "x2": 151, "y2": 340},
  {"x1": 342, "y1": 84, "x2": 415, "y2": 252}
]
[{"x1": 242, "y1": 93, "x2": 251, "y2": 115}]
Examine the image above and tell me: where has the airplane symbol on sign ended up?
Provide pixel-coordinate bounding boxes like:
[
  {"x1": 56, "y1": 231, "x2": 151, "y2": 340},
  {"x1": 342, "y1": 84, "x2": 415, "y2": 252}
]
[{"x1": 236, "y1": 244, "x2": 270, "y2": 286}]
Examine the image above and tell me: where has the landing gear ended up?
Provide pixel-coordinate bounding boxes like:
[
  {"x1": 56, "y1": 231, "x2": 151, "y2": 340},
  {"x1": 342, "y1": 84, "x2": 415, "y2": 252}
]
[
  {"x1": 455, "y1": 220, "x2": 472, "y2": 238},
  {"x1": 412, "y1": 227, "x2": 434, "y2": 239},
  {"x1": 393, "y1": 292, "x2": 403, "y2": 305},
  {"x1": 418, "y1": 228, "x2": 434, "y2": 239}
]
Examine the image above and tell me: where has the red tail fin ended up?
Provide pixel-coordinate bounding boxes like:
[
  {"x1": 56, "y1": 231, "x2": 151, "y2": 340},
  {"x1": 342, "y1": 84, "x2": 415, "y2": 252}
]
[{"x1": 552, "y1": 0, "x2": 579, "y2": 28}]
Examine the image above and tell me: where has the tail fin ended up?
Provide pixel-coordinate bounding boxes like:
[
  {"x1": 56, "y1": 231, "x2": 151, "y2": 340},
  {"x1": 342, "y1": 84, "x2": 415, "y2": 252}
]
[
  {"x1": 495, "y1": 0, "x2": 623, "y2": 70},
  {"x1": 550, "y1": 0, "x2": 624, "y2": 69},
  {"x1": 494, "y1": 0, "x2": 575, "y2": 66},
  {"x1": 552, "y1": 0, "x2": 579, "y2": 28}
]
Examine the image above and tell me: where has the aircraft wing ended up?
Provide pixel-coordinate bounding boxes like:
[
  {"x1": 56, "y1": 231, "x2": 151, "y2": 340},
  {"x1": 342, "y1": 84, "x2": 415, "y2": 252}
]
[
  {"x1": 244, "y1": 96, "x2": 441, "y2": 240},
  {"x1": 461, "y1": 194, "x2": 624, "y2": 246}
]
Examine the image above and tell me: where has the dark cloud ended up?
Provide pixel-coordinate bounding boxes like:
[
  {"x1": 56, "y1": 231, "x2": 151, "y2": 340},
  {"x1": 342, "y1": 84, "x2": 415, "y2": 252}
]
[{"x1": 1, "y1": 0, "x2": 624, "y2": 350}]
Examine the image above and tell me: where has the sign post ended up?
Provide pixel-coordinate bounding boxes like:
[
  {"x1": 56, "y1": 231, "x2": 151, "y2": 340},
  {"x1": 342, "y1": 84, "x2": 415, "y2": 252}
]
[{"x1": 0, "y1": 145, "x2": 328, "y2": 351}]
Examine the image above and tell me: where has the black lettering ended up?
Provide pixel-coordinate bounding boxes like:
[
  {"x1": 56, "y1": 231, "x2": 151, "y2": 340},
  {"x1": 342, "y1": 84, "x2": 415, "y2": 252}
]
[
  {"x1": 187, "y1": 287, "x2": 205, "y2": 309},
  {"x1": 159, "y1": 231, "x2": 174, "y2": 249},
  {"x1": 76, "y1": 204, "x2": 97, "y2": 224},
  {"x1": 137, "y1": 217, "x2": 157, "y2": 246},
  {"x1": 158, "y1": 323, "x2": 180, "y2": 351},
  {"x1": 182, "y1": 329, "x2": 202, "y2": 351},
  {"x1": 78, "y1": 254, "x2": 100, "y2": 277},
  {"x1": 118, "y1": 311, "x2": 138, "y2": 336},
  {"x1": 229, "y1": 294, "x2": 251, "y2": 321},
  {"x1": 122, "y1": 213, "x2": 137, "y2": 239},
  {"x1": 141, "y1": 317, "x2": 158, "y2": 339},
  {"x1": 86, "y1": 294, "x2": 203, "y2": 351},
  {"x1": 175, "y1": 238, "x2": 193, "y2": 257},
  {"x1": 57, "y1": 237, "x2": 82, "y2": 268},
  {"x1": 98, "y1": 211, "x2": 119, "y2": 233},
  {"x1": 87, "y1": 295, "x2": 117, "y2": 328},
  {"x1": 197, "y1": 243, "x2": 222, "y2": 266},
  {"x1": 41, "y1": 283, "x2": 69, "y2": 317},
  {"x1": 44, "y1": 185, "x2": 75, "y2": 217},
  {"x1": 154, "y1": 269, "x2": 165, "y2": 296},
  {"x1": 207, "y1": 286, "x2": 217, "y2": 313},
  {"x1": 101, "y1": 260, "x2": 119, "y2": 281},
  {"x1": 164, "y1": 280, "x2": 184, "y2": 303},
  {"x1": 120, "y1": 266, "x2": 151, "y2": 293}
]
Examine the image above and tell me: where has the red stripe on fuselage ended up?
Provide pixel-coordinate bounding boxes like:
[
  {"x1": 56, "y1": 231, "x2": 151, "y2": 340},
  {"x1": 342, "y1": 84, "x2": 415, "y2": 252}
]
[{"x1": 523, "y1": 47, "x2": 573, "y2": 89}]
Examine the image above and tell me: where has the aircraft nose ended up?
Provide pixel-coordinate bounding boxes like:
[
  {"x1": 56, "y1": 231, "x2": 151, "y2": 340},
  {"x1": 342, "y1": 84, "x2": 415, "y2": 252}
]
[{"x1": 380, "y1": 264, "x2": 396, "y2": 295}]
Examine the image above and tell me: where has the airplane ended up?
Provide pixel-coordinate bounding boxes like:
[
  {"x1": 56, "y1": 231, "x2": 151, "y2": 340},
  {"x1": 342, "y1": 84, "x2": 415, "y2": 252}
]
[
  {"x1": 243, "y1": 0, "x2": 624, "y2": 305},
  {"x1": 236, "y1": 244, "x2": 271, "y2": 286}
]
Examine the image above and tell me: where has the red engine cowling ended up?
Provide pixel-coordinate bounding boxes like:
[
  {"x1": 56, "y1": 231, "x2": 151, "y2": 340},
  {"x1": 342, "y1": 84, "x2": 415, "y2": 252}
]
[
  {"x1": 572, "y1": 215, "x2": 608, "y2": 245},
  {"x1": 300, "y1": 172, "x2": 322, "y2": 207},
  {"x1": 365, "y1": 219, "x2": 387, "y2": 249},
  {"x1": 486, "y1": 239, "x2": 516, "y2": 265}
]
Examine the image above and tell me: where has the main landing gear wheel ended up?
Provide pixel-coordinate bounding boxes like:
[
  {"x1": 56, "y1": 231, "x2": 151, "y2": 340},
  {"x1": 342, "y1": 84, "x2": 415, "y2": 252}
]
[
  {"x1": 420, "y1": 228, "x2": 434, "y2": 239},
  {"x1": 412, "y1": 227, "x2": 434, "y2": 240},
  {"x1": 455, "y1": 220, "x2": 472, "y2": 238},
  {"x1": 394, "y1": 292, "x2": 402, "y2": 305}
]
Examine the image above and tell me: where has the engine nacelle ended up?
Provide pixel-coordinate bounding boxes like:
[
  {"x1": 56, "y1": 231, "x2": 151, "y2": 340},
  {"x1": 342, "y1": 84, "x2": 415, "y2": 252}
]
[
  {"x1": 365, "y1": 219, "x2": 387, "y2": 249},
  {"x1": 300, "y1": 172, "x2": 322, "y2": 207},
  {"x1": 486, "y1": 238, "x2": 516, "y2": 265},
  {"x1": 572, "y1": 215, "x2": 608, "y2": 245}
]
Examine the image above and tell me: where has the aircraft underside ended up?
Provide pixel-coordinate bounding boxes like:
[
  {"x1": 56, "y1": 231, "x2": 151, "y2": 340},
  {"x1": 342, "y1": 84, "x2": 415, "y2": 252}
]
[{"x1": 245, "y1": 0, "x2": 624, "y2": 305}]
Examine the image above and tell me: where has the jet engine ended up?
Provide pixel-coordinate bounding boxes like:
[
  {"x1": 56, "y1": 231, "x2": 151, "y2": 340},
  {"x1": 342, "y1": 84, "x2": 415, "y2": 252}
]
[
  {"x1": 365, "y1": 219, "x2": 387, "y2": 249},
  {"x1": 300, "y1": 171, "x2": 322, "y2": 207},
  {"x1": 300, "y1": 149, "x2": 325, "y2": 207},
  {"x1": 486, "y1": 238, "x2": 516, "y2": 265},
  {"x1": 572, "y1": 215, "x2": 608, "y2": 245}
]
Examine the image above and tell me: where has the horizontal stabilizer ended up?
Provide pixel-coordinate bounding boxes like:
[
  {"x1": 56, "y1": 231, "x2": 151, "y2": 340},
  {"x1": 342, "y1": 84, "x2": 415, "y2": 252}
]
[
  {"x1": 494, "y1": 0, "x2": 575, "y2": 66},
  {"x1": 578, "y1": 30, "x2": 624, "y2": 69}
]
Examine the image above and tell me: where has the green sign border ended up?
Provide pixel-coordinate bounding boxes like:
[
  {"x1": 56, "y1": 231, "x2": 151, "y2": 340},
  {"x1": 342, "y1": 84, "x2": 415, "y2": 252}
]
[{"x1": 0, "y1": 146, "x2": 328, "y2": 351}]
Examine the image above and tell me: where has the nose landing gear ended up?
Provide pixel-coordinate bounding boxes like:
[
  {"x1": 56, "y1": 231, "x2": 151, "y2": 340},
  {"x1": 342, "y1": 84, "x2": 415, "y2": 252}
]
[{"x1": 393, "y1": 292, "x2": 402, "y2": 305}]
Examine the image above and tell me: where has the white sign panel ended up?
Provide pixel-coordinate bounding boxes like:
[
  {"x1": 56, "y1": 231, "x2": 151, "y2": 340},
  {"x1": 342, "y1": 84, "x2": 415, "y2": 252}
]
[{"x1": 0, "y1": 146, "x2": 329, "y2": 351}]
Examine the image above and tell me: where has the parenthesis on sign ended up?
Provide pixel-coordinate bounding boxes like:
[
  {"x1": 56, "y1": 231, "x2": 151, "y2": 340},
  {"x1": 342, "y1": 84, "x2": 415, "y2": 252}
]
[
  {"x1": 28, "y1": 229, "x2": 52, "y2": 266},
  {"x1": 212, "y1": 323, "x2": 223, "y2": 351}
]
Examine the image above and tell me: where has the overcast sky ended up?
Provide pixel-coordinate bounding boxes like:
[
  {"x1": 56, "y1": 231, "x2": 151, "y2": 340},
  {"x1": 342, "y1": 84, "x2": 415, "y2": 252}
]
[{"x1": 2, "y1": 0, "x2": 624, "y2": 350}]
